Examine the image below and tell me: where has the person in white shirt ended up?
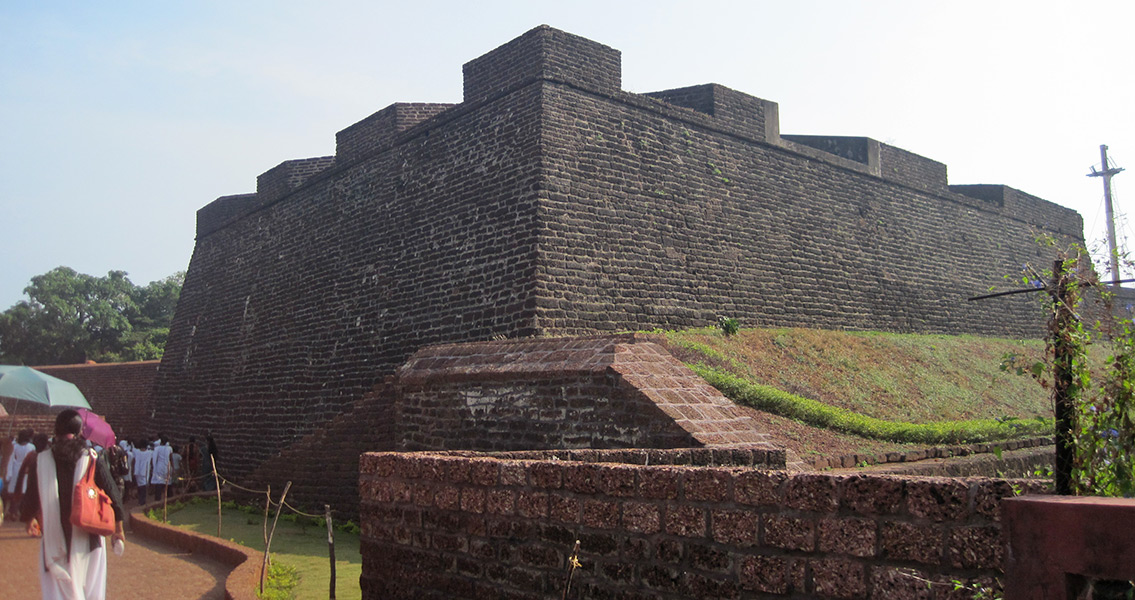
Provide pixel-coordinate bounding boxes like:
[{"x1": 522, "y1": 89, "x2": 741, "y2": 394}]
[
  {"x1": 4, "y1": 429, "x2": 34, "y2": 519},
  {"x1": 149, "y1": 434, "x2": 173, "y2": 502},
  {"x1": 132, "y1": 438, "x2": 153, "y2": 505}
]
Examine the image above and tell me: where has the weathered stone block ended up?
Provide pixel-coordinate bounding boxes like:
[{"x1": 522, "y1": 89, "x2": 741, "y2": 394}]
[
  {"x1": 665, "y1": 504, "x2": 706, "y2": 538},
  {"x1": 880, "y1": 521, "x2": 943, "y2": 565},
  {"x1": 811, "y1": 558, "x2": 867, "y2": 599},
  {"x1": 818, "y1": 517, "x2": 876, "y2": 557},
  {"x1": 763, "y1": 514, "x2": 815, "y2": 552}
]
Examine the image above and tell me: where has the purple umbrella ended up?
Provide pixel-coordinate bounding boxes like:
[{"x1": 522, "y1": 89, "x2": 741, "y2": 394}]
[{"x1": 77, "y1": 408, "x2": 116, "y2": 449}]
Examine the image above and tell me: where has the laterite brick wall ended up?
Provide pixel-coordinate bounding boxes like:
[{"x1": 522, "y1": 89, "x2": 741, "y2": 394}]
[{"x1": 359, "y1": 450, "x2": 1047, "y2": 600}]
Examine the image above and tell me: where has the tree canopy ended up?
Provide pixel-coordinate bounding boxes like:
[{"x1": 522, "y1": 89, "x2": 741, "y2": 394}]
[{"x1": 0, "y1": 267, "x2": 184, "y2": 365}]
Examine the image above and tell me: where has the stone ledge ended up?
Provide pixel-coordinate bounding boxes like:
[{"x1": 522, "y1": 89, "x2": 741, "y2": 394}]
[
  {"x1": 129, "y1": 496, "x2": 261, "y2": 600},
  {"x1": 807, "y1": 436, "x2": 1054, "y2": 472}
]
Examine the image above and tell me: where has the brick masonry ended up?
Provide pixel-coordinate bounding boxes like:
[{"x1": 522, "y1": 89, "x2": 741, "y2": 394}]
[
  {"x1": 0, "y1": 361, "x2": 159, "y2": 441},
  {"x1": 244, "y1": 334, "x2": 786, "y2": 516},
  {"x1": 358, "y1": 450, "x2": 1050, "y2": 600},
  {"x1": 156, "y1": 25, "x2": 1082, "y2": 486}
]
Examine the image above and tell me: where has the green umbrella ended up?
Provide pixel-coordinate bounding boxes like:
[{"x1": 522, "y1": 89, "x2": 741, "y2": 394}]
[{"x1": 0, "y1": 365, "x2": 91, "y2": 410}]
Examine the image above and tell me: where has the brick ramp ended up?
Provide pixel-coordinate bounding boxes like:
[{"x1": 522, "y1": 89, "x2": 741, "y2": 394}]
[{"x1": 245, "y1": 334, "x2": 790, "y2": 518}]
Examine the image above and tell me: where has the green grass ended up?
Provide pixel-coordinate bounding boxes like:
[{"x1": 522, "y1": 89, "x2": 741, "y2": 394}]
[
  {"x1": 162, "y1": 501, "x2": 361, "y2": 600},
  {"x1": 655, "y1": 327, "x2": 1054, "y2": 423},
  {"x1": 694, "y1": 364, "x2": 1051, "y2": 444}
]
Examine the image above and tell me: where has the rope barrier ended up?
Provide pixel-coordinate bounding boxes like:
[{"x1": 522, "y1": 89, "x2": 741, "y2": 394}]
[
  {"x1": 281, "y1": 500, "x2": 323, "y2": 519},
  {"x1": 199, "y1": 470, "x2": 326, "y2": 518},
  {"x1": 218, "y1": 476, "x2": 272, "y2": 496},
  {"x1": 144, "y1": 464, "x2": 330, "y2": 521}
]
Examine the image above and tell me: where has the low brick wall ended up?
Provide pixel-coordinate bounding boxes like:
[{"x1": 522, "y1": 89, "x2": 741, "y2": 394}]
[
  {"x1": 0, "y1": 415, "x2": 56, "y2": 437},
  {"x1": 359, "y1": 450, "x2": 1048, "y2": 599},
  {"x1": 129, "y1": 501, "x2": 261, "y2": 600},
  {"x1": 0, "y1": 361, "x2": 160, "y2": 441},
  {"x1": 37, "y1": 361, "x2": 160, "y2": 440}
]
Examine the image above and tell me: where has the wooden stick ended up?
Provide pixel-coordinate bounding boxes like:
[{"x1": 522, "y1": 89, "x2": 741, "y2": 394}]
[
  {"x1": 562, "y1": 539, "x2": 581, "y2": 600},
  {"x1": 260, "y1": 481, "x2": 292, "y2": 595},
  {"x1": 162, "y1": 451, "x2": 171, "y2": 522},
  {"x1": 263, "y1": 485, "x2": 271, "y2": 548},
  {"x1": 211, "y1": 454, "x2": 221, "y2": 538},
  {"x1": 325, "y1": 504, "x2": 336, "y2": 599}
]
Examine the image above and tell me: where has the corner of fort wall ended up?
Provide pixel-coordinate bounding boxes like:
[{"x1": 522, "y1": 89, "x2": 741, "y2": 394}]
[{"x1": 160, "y1": 24, "x2": 1083, "y2": 488}]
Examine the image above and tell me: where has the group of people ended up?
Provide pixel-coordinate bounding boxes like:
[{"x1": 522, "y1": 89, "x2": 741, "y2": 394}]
[
  {"x1": 112, "y1": 433, "x2": 218, "y2": 504},
  {"x1": 1, "y1": 415, "x2": 222, "y2": 600}
]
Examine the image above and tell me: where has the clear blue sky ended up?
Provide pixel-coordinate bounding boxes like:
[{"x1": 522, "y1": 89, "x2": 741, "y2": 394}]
[{"x1": 2, "y1": 1, "x2": 1132, "y2": 309}]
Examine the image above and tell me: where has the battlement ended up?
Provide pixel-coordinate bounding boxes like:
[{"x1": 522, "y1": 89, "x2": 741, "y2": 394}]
[
  {"x1": 335, "y1": 102, "x2": 455, "y2": 164},
  {"x1": 196, "y1": 193, "x2": 259, "y2": 237},
  {"x1": 952, "y1": 184, "x2": 1083, "y2": 236},
  {"x1": 462, "y1": 24, "x2": 621, "y2": 104},
  {"x1": 646, "y1": 83, "x2": 780, "y2": 144},
  {"x1": 256, "y1": 156, "x2": 335, "y2": 204}
]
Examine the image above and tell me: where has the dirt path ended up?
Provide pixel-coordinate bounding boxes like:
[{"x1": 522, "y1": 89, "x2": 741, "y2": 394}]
[{"x1": 0, "y1": 519, "x2": 231, "y2": 600}]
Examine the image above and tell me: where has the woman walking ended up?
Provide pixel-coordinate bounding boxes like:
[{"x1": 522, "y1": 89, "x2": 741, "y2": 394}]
[{"x1": 21, "y1": 410, "x2": 125, "y2": 600}]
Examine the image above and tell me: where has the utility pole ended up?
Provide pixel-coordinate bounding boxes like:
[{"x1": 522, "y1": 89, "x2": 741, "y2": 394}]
[{"x1": 1087, "y1": 144, "x2": 1125, "y2": 285}]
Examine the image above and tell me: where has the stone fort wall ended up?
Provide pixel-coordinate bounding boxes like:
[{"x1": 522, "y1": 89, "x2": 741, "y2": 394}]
[{"x1": 154, "y1": 25, "x2": 1080, "y2": 480}]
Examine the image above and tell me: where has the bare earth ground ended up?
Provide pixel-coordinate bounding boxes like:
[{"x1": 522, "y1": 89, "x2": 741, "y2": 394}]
[{"x1": 0, "y1": 519, "x2": 230, "y2": 600}]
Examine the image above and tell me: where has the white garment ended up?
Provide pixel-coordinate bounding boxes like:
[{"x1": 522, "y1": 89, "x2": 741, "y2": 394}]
[
  {"x1": 35, "y1": 448, "x2": 109, "y2": 600},
  {"x1": 149, "y1": 444, "x2": 172, "y2": 486},
  {"x1": 131, "y1": 448, "x2": 152, "y2": 485},
  {"x1": 6, "y1": 441, "x2": 33, "y2": 494}
]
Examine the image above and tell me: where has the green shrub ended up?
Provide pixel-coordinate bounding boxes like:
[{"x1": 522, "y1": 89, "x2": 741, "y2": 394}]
[
  {"x1": 258, "y1": 561, "x2": 299, "y2": 600},
  {"x1": 717, "y1": 317, "x2": 740, "y2": 336}
]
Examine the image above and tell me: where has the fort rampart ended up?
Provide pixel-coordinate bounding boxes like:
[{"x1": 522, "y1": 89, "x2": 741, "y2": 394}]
[{"x1": 155, "y1": 25, "x2": 1080, "y2": 480}]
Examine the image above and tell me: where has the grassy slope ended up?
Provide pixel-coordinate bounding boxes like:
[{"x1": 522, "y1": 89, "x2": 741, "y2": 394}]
[
  {"x1": 656, "y1": 327, "x2": 1051, "y2": 422},
  {"x1": 649, "y1": 327, "x2": 1053, "y2": 457}
]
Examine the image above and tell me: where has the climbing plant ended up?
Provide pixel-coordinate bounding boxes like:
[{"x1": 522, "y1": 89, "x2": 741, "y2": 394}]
[{"x1": 1007, "y1": 244, "x2": 1135, "y2": 497}]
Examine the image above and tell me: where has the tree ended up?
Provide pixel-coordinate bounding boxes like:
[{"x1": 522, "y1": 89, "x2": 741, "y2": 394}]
[{"x1": 0, "y1": 267, "x2": 184, "y2": 365}]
